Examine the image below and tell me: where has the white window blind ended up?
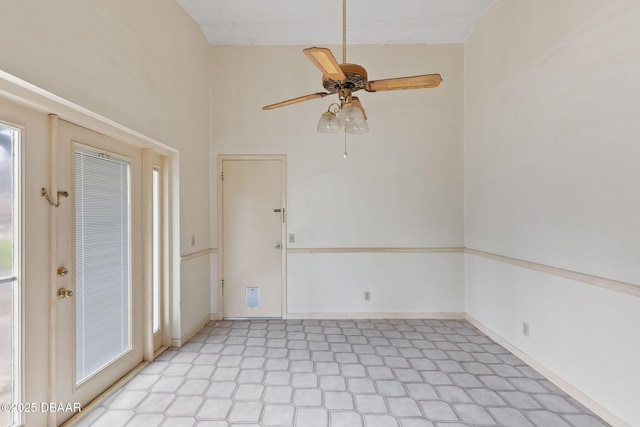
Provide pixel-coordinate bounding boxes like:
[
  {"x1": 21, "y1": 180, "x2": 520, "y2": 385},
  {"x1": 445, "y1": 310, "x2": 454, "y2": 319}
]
[{"x1": 75, "y1": 147, "x2": 131, "y2": 383}]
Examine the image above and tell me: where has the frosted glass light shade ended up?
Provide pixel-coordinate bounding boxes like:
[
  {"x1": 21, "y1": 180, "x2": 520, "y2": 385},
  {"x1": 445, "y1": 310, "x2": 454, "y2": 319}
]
[
  {"x1": 317, "y1": 111, "x2": 341, "y2": 133},
  {"x1": 338, "y1": 103, "x2": 365, "y2": 126},
  {"x1": 345, "y1": 119, "x2": 369, "y2": 134}
]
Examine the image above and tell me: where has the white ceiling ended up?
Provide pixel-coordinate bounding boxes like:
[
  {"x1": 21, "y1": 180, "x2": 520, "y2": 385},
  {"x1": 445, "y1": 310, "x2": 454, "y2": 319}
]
[{"x1": 176, "y1": 0, "x2": 496, "y2": 45}]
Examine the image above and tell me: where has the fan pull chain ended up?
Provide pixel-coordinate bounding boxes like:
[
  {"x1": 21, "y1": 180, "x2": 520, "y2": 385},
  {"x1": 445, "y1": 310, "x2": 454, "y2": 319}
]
[{"x1": 343, "y1": 129, "x2": 348, "y2": 158}]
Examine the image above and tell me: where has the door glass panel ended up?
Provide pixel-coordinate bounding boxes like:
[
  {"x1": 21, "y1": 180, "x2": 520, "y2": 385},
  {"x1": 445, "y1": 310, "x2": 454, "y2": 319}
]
[
  {"x1": 0, "y1": 124, "x2": 18, "y2": 427},
  {"x1": 75, "y1": 147, "x2": 131, "y2": 383},
  {"x1": 152, "y1": 167, "x2": 160, "y2": 334}
]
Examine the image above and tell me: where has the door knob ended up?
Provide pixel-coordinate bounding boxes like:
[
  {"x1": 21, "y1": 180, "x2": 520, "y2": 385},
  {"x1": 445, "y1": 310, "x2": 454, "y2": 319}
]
[
  {"x1": 57, "y1": 266, "x2": 69, "y2": 277},
  {"x1": 274, "y1": 243, "x2": 281, "y2": 250},
  {"x1": 57, "y1": 288, "x2": 74, "y2": 299}
]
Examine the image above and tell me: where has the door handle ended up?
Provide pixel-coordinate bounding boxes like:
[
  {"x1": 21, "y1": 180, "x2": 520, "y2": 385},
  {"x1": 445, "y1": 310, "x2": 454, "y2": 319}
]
[
  {"x1": 57, "y1": 288, "x2": 74, "y2": 299},
  {"x1": 274, "y1": 243, "x2": 281, "y2": 250}
]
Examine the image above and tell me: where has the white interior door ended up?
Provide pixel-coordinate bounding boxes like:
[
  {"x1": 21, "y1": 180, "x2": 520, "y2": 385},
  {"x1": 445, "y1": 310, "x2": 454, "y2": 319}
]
[
  {"x1": 221, "y1": 158, "x2": 285, "y2": 318},
  {"x1": 53, "y1": 121, "x2": 143, "y2": 425}
]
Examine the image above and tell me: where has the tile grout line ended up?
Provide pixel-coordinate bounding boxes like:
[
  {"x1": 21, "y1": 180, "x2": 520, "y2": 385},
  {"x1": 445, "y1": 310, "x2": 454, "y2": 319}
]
[{"x1": 79, "y1": 318, "x2": 612, "y2": 427}]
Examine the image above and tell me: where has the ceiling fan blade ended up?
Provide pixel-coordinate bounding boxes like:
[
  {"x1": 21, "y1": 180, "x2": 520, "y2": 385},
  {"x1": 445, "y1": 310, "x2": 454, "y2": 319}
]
[
  {"x1": 366, "y1": 74, "x2": 443, "y2": 92},
  {"x1": 262, "y1": 92, "x2": 330, "y2": 110},
  {"x1": 303, "y1": 47, "x2": 347, "y2": 81},
  {"x1": 351, "y1": 96, "x2": 367, "y2": 120}
]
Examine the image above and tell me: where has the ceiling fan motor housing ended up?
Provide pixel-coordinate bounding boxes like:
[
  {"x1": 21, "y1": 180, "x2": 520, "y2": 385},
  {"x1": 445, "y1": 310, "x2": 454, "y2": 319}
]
[{"x1": 322, "y1": 63, "x2": 368, "y2": 93}]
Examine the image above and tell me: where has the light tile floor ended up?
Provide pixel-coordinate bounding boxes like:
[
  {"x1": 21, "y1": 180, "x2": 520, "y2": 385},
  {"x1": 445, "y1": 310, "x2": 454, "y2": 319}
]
[{"x1": 77, "y1": 319, "x2": 609, "y2": 427}]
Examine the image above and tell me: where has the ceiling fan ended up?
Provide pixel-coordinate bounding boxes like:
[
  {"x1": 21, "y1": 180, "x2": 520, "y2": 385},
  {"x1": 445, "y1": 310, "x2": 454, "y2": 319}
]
[{"x1": 262, "y1": 0, "x2": 443, "y2": 135}]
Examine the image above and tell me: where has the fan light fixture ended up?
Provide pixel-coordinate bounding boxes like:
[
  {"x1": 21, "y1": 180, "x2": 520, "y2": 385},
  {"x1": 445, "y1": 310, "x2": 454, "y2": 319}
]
[
  {"x1": 317, "y1": 98, "x2": 369, "y2": 134},
  {"x1": 262, "y1": 0, "x2": 442, "y2": 141}
]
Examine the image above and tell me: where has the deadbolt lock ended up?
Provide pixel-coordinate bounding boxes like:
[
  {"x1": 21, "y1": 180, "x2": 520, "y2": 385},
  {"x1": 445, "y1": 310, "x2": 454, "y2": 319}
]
[
  {"x1": 57, "y1": 266, "x2": 69, "y2": 277},
  {"x1": 57, "y1": 288, "x2": 74, "y2": 299}
]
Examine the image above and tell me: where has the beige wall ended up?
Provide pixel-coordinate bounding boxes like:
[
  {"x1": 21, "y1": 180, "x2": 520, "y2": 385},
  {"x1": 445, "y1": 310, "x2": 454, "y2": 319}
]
[
  {"x1": 209, "y1": 44, "x2": 465, "y2": 316},
  {"x1": 3, "y1": 0, "x2": 638, "y2": 423},
  {"x1": 1, "y1": 0, "x2": 212, "y2": 333},
  {"x1": 464, "y1": 1, "x2": 640, "y2": 424},
  {"x1": 0, "y1": 1, "x2": 211, "y2": 422}
]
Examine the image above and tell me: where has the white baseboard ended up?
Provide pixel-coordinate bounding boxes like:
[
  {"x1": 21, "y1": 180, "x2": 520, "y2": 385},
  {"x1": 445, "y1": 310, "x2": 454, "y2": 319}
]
[
  {"x1": 171, "y1": 316, "x2": 210, "y2": 347},
  {"x1": 466, "y1": 314, "x2": 629, "y2": 427},
  {"x1": 286, "y1": 312, "x2": 466, "y2": 320}
]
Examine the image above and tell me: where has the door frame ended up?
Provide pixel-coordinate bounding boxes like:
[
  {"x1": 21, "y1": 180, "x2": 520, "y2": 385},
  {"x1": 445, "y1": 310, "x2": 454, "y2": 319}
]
[
  {"x1": 0, "y1": 72, "x2": 180, "y2": 426},
  {"x1": 143, "y1": 150, "x2": 172, "y2": 359},
  {"x1": 217, "y1": 155, "x2": 287, "y2": 319}
]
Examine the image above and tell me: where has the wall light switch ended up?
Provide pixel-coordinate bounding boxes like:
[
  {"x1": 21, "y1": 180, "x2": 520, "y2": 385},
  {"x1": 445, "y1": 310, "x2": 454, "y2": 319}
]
[
  {"x1": 191, "y1": 235, "x2": 196, "y2": 246},
  {"x1": 288, "y1": 233, "x2": 295, "y2": 243}
]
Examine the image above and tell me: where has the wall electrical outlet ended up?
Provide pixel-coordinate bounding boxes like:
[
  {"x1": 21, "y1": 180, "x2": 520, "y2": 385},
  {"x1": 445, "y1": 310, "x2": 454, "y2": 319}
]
[
  {"x1": 288, "y1": 233, "x2": 295, "y2": 243},
  {"x1": 364, "y1": 291, "x2": 371, "y2": 301},
  {"x1": 522, "y1": 322, "x2": 530, "y2": 337}
]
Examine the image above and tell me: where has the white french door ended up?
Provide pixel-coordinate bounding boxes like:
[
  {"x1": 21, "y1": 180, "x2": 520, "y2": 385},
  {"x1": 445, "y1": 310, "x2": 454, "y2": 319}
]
[{"x1": 53, "y1": 120, "x2": 143, "y2": 425}]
